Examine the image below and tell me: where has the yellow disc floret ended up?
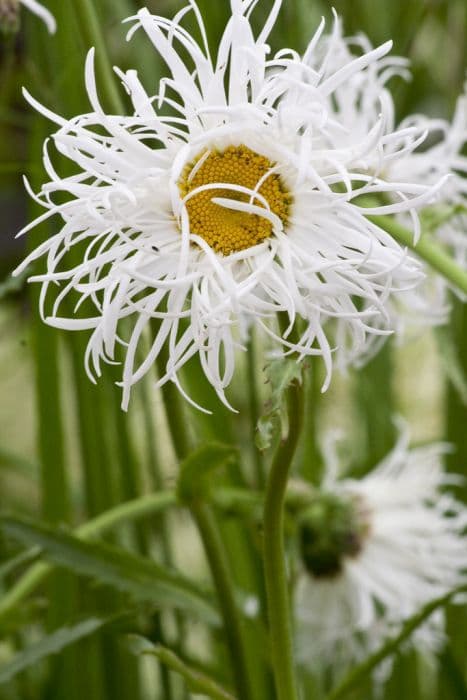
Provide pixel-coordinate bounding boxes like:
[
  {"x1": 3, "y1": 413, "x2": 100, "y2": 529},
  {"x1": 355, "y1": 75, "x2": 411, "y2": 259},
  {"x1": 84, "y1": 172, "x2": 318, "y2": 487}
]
[{"x1": 178, "y1": 145, "x2": 291, "y2": 256}]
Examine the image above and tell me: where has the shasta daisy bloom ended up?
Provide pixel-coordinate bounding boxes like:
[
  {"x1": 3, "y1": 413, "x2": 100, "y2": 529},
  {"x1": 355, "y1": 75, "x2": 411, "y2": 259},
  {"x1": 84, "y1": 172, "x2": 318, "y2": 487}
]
[
  {"x1": 294, "y1": 429, "x2": 467, "y2": 674},
  {"x1": 0, "y1": 0, "x2": 56, "y2": 33},
  {"x1": 15, "y1": 1, "x2": 445, "y2": 409},
  {"x1": 390, "y1": 93, "x2": 467, "y2": 286},
  {"x1": 284, "y1": 17, "x2": 455, "y2": 343},
  {"x1": 300, "y1": 20, "x2": 466, "y2": 308}
]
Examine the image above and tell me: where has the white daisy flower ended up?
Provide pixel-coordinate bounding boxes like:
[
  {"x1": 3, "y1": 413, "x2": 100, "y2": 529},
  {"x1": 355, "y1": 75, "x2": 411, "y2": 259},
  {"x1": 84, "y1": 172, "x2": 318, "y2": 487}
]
[
  {"x1": 15, "y1": 1, "x2": 444, "y2": 410},
  {"x1": 0, "y1": 0, "x2": 56, "y2": 34},
  {"x1": 301, "y1": 20, "x2": 467, "y2": 313},
  {"x1": 284, "y1": 17, "x2": 454, "y2": 342},
  {"x1": 295, "y1": 428, "x2": 467, "y2": 675},
  {"x1": 391, "y1": 93, "x2": 467, "y2": 284}
]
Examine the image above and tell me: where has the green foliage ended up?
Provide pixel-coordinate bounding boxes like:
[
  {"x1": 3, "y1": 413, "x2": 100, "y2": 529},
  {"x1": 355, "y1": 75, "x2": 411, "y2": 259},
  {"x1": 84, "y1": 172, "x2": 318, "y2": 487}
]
[
  {"x1": 435, "y1": 325, "x2": 467, "y2": 406},
  {"x1": 256, "y1": 358, "x2": 302, "y2": 451},
  {"x1": 0, "y1": 616, "x2": 118, "y2": 685},
  {"x1": 129, "y1": 635, "x2": 238, "y2": 700},
  {"x1": 1, "y1": 1, "x2": 467, "y2": 700},
  {"x1": 420, "y1": 205, "x2": 467, "y2": 236},
  {"x1": 177, "y1": 443, "x2": 237, "y2": 504},
  {"x1": 0, "y1": 548, "x2": 39, "y2": 582},
  {"x1": 1, "y1": 516, "x2": 219, "y2": 625}
]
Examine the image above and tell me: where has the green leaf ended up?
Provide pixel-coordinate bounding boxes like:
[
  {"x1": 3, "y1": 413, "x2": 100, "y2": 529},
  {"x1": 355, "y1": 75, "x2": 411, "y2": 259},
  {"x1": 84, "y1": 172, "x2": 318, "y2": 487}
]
[
  {"x1": 327, "y1": 583, "x2": 467, "y2": 700},
  {"x1": 0, "y1": 616, "x2": 113, "y2": 685},
  {"x1": 256, "y1": 358, "x2": 302, "y2": 451},
  {"x1": 435, "y1": 325, "x2": 467, "y2": 406},
  {"x1": 1, "y1": 516, "x2": 219, "y2": 626},
  {"x1": 0, "y1": 548, "x2": 39, "y2": 582},
  {"x1": 177, "y1": 443, "x2": 237, "y2": 504},
  {"x1": 128, "y1": 636, "x2": 237, "y2": 700}
]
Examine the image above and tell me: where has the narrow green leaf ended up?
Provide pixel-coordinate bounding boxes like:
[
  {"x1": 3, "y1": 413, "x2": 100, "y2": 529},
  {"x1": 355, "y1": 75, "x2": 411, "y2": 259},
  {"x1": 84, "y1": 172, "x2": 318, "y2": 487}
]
[
  {"x1": 435, "y1": 325, "x2": 467, "y2": 406},
  {"x1": 0, "y1": 491, "x2": 176, "y2": 626},
  {"x1": 1, "y1": 516, "x2": 219, "y2": 626},
  {"x1": 327, "y1": 583, "x2": 467, "y2": 700},
  {"x1": 256, "y1": 358, "x2": 302, "y2": 451},
  {"x1": 0, "y1": 616, "x2": 112, "y2": 685},
  {"x1": 0, "y1": 548, "x2": 39, "y2": 581},
  {"x1": 128, "y1": 636, "x2": 237, "y2": 700},
  {"x1": 177, "y1": 443, "x2": 237, "y2": 504}
]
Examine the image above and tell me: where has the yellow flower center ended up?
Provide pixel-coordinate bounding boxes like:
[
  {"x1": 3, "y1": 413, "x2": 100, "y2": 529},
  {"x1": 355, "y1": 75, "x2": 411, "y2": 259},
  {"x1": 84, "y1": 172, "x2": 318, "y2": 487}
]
[{"x1": 178, "y1": 145, "x2": 291, "y2": 256}]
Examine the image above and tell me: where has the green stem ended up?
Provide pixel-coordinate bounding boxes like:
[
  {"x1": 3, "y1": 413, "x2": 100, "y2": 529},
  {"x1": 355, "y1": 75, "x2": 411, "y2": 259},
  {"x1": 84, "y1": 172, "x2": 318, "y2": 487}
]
[
  {"x1": 247, "y1": 332, "x2": 265, "y2": 488},
  {"x1": 157, "y1": 369, "x2": 253, "y2": 700},
  {"x1": 140, "y1": 366, "x2": 178, "y2": 700},
  {"x1": 263, "y1": 376, "x2": 304, "y2": 700},
  {"x1": 369, "y1": 214, "x2": 467, "y2": 295},
  {"x1": 0, "y1": 491, "x2": 176, "y2": 626},
  {"x1": 301, "y1": 360, "x2": 323, "y2": 485},
  {"x1": 190, "y1": 502, "x2": 253, "y2": 700},
  {"x1": 146, "y1": 645, "x2": 237, "y2": 700},
  {"x1": 71, "y1": 0, "x2": 124, "y2": 114}
]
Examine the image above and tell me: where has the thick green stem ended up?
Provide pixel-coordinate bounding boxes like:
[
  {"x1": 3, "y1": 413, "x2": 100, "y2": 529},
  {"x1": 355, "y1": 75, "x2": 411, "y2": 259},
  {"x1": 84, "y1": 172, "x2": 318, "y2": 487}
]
[
  {"x1": 369, "y1": 214, "x2": 467, "y2": 295},
  {"x1": 263, "y1": 376, "x2": 304, "y2": 700},
  {"x1": 0, "y1": 492, "x2": 176, "y2": 625},
  {"x1": 71, "y1": 0, "x2": 124, "y2": 114}
]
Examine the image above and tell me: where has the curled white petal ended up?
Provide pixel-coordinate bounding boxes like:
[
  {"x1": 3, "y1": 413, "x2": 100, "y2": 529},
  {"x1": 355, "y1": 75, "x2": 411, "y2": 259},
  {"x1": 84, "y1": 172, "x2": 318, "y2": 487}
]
[{"x1": 20, "y1": 0, "x2": 56, "y2": 33}]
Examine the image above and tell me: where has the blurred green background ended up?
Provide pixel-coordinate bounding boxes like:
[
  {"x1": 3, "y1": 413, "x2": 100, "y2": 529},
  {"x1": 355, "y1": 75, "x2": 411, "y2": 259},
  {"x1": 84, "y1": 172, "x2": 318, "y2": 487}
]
[{"x1": 0, "y1": 1, "x2": 466, "y2": 699}]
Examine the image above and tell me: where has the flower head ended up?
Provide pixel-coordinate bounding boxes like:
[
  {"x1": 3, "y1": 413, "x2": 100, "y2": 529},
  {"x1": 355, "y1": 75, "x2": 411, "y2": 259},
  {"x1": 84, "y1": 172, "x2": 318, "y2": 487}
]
[
  {"x1": 295, "y1": 428, "x2": 467, "y2": 675},
  {"x1": 15, "y1": 1, "x2": 444, "y2": 409},
  {"x1": 298, "y1": 18, "x2": 466, "y2": 314},
  {"x1": 288, "y1": 18, "x2": 460, "y2": 341}
]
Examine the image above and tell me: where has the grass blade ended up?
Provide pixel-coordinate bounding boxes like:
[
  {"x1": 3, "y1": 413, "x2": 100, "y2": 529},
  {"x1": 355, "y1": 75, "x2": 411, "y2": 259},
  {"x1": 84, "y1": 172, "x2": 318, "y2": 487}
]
[
  {"x1": 0, "y1": 616, "x2": 119, "y2": 685},
  {"x1": 1, "y1": 516, "x2": 219, "y2": 626}
]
